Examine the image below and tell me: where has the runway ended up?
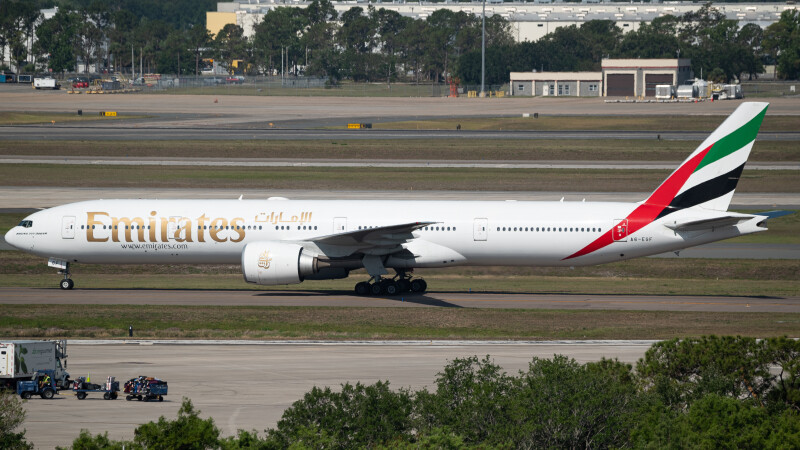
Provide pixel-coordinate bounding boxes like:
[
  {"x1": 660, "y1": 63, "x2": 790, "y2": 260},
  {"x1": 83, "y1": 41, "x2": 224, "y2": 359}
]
[
  {"x1": 2, "y1": 288, "x2": 798, "y2": 312},
  {"x1": 2, "y1": 124, "x2": 799, "y2": 141},
  {"x1": 2, "y1": 155, "x2": 797, "y2": 171},
  {"x1": 19, "y1": 341, "x2": 655, "y2": 449}
]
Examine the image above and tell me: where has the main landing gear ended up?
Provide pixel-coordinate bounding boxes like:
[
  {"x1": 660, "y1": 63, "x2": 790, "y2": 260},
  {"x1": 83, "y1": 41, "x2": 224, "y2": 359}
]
[
  {"x1": 59, "y1": 263, "x2": 74, "y2": 290},
  {"x1": 354, "y1": 271, "x2": 427, "y2": 296}
]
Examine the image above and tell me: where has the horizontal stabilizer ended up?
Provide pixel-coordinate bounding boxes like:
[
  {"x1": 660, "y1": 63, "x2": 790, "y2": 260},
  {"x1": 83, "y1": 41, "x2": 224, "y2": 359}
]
[
  {"x1": 665, "y1": 216, "x2": 749, "y2": 232},
  {"x1": 756, "y1": 210, "x2": 795, "y2": 220}
]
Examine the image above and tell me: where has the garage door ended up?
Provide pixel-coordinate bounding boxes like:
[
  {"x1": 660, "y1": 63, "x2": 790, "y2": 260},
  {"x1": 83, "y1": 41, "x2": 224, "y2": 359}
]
[
  {"x1": 645, "y1": 74, "x2": 674, "y2": 97},
  {"x1": 606, "y1": 74, "x2": 634, "y2": 97}
]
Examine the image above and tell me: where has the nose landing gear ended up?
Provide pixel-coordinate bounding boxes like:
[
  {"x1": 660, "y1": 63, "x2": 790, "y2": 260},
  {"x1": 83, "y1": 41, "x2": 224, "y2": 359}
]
[{"x1": 51, "y1": 259, "x2": 74, "y2": 290}]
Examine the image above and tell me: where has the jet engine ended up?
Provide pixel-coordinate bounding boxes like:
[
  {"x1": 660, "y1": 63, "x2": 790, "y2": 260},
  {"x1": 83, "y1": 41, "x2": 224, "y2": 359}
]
[{"x1": 241, "y1": 241, "x2": 319, "y2": 285}]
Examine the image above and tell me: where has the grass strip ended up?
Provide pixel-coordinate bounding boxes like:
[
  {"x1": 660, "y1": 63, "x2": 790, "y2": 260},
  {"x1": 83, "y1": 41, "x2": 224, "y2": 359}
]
[
  {"x1": 0, "y1": 112, "x2": 146, "y2": 125},
  {"x1": 0, "y1": 273, "x2": 797, "y2": 297},
  {"x1": 1, "y1": 304, "x2": 797, "y2": 340},
  {"x1": 371, "y1": 115, "x2": 800, "y2": 132},
  {"x1": 0, "y1": 251, "x2": 796, "y2": 280},
  {"x1": 0, "y1": 164, "x2": 796, "y2": 193},
  {"x1": 1, "y1": 139, "x2": 798, "y2": 162}
]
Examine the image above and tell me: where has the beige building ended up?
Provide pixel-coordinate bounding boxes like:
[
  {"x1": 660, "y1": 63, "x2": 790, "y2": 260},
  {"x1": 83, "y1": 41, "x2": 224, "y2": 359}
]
[
  {"x1": 509, "y1": 72, "x2": 602, "y2": 97},
  {"x1": 601, "y1": 59, "x2": 693, "y2": 97}
]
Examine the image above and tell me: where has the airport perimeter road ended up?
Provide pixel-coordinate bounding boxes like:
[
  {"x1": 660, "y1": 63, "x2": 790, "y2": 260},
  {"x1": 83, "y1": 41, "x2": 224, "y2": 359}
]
[
  {"x1": 23, "y1": 341, "x2": 653, "y2": 448},
  {"x1": 1, "y1": 91, "x2": 799, "y2": 123},
  {"x1": 2, "y1": 288, "x2": 798, "y2": 312}
]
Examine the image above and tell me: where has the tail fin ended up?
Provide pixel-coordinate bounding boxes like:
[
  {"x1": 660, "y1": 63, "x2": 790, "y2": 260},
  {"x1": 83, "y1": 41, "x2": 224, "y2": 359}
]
[{"x1": 646, "y1": 102, "x2": 768, "y2": 216}]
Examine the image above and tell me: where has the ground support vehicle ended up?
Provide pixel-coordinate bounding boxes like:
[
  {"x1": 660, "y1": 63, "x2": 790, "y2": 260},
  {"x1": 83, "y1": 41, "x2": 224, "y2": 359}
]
[
  {"x1": 33, "y1": 77, "x2": 60, "y2": 89},
  {"x1": 124, "y1": 376, "x2": 167, "y2": 402},
  {"x1": 16, "y1": 370, "x2": 58, "y2": 399},
  {"x1": 73, "y1": 376, "x2": 119, "y2": 400},
  {"x1": 1, "y1": 340, "x2": 70, "y2": 389}
]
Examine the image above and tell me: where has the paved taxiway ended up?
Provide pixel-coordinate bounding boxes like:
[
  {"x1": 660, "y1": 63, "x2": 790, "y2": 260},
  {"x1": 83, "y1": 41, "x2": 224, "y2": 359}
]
[
  {"x1": 22, "y1": 341, "x2": 654, "y2": 449},
  {"x1": 2, "y1": 288, "x2": 798, "y2": 312},
  {"x1": 2, "y1": 156, "x2": 797, "y2": 171},
  {"x1": 3, "y1": 124, "x2": 800, "y2": 141}
]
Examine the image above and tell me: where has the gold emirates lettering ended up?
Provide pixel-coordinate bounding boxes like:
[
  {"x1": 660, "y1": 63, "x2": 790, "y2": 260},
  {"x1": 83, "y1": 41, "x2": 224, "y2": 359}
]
[{"x1": 86, "y1": 211, "x2": 245, "y2": 243}]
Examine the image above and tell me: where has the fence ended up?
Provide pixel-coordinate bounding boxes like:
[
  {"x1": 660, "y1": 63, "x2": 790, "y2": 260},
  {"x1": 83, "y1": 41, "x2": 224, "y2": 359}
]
[
  {"x1": 740, "y1": 81, "x2": 800, "y2": 98},
  {"x1": 102, "y1": 74, "x2": 508, "y2": 98}
]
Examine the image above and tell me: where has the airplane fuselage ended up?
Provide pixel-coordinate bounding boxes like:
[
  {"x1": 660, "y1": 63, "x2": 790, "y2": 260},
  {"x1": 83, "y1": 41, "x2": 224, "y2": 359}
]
[{"x1": 9, "y1": 198, "x2": 764, "y2": 267}]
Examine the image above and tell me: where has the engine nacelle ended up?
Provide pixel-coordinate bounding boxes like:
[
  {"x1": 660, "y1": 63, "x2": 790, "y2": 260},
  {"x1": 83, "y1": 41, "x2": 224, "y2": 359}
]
[{"x1": 241, "y1": 241, "x2": 317, "y2": 285}]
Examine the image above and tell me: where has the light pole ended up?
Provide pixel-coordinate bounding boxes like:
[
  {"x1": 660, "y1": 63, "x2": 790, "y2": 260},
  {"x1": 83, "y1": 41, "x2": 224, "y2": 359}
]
[{"x1": 480, "y1": 0, "x2": 485, "y2": 97}]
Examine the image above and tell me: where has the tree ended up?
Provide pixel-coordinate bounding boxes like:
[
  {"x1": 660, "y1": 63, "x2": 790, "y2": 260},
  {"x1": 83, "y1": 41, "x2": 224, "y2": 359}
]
[
  {"x1": 134, "y1": 398, "x2": 220, "y2": 449},
  {"x1": 252, "y1": 8, "x2": 306, "y2": 76},
  {"x1": 33, "y1": 8, "x2": 82, "y2": 73},
  {"x1": 0, "y1": 390, "x2": 32, "y2": 450},
  {"x1": 269, "y1": 381, "x2": 414, "y2": 448},
  {"x1": 763, "y1": 10, "x2": 800, "y2": 80},
  {"x1": 187, "y1": 23, "x2": 212, "y2": 76}
]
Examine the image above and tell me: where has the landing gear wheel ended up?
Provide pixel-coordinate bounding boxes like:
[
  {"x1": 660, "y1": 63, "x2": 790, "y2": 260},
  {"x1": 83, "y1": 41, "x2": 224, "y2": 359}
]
[
  {"x1": 384, "y1": 282, "x2": 399, "y2": 296},
  {"x1": 60, "y1": 279, "x2": 74, "y2": 290},
  {"x1": 369, "y1": 283, "x2": 383, "y2": 296},
  {"x1": 396, "y1": 279, "x2": 411, "y2": 293},
  {"x1": 77, "y1": 392, "x2": 87, "y2": 400},
  {"x1": 410, "y1": 279, "x2": 426, "y2": 293},
  {"x1": 354, "y1": 281, "x2": 369, "y2": 296}
]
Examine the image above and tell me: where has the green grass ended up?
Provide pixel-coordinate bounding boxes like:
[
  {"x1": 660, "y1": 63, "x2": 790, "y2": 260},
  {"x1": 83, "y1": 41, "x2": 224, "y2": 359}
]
[
  {"x1": 0, "y1": 112, "x2": 146, "y2": 125},
  {"x1": 2, "y1": 138, "x2": 798, "y2": 162},
  {"x1": 371, "y1": 115, "x2": 800, "y2": 132},
  {"x1": 0, "y1": 304, "x2": 797, "y2": 340},
  {"x1": 0, "y1": 164, "x2": 796, "y2": 193}
]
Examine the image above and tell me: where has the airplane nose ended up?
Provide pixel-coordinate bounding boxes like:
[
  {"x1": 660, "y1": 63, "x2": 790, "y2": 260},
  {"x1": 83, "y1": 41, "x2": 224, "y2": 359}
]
[{"x1": 4, "y1": 227, "x2": 21, "y2": 250}]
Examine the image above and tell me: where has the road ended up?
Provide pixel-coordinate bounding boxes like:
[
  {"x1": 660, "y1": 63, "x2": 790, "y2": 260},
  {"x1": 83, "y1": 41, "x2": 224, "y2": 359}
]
[
  {"x1": 2, "y1": 124, "x2": 799, "y2": 141},
  {"x1": 1, "y1": 288, "x2": 798, "y2": 312},
  {"x1": 1, "y1": 155, "x2": 797, "y2": 170},
  {"x1": 15, "y1": 340, "x2": 651, "y2": 448}
]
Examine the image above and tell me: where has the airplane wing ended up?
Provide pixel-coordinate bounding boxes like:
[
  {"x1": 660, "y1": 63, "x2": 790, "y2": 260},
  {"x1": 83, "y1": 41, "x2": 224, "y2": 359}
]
[
  {"x1": 300, "y1": 221, "x2": 437, "y2": 257},
  {"x1": 664, "y1": 216, "x2": 750, "y2": 232}
]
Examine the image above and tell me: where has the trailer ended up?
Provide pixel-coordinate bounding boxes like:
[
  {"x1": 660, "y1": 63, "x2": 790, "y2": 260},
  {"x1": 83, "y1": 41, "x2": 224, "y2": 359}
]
[
  {"x1": 33, "y1": 77, "x2": 60, "y2": 90},
  {"x1": 123, "y1": 376, "x2": 167, "y2": 402},
  {"x1": 73, "y1": 376, "x2": 119, "y2": 400},
  {"x1": 1, "y1": 340, "x2": 70, "y2": 389}
]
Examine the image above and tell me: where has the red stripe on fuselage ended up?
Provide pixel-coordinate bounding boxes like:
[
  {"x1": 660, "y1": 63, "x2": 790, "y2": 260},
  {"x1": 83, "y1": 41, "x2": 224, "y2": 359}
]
[{"x1": 563, "y1": 146, "x2": 711, "y2": 260}]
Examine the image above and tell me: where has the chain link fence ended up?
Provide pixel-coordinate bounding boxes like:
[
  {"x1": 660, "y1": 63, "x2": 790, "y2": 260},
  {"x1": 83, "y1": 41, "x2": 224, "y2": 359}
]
[{"x1": 114, "y1": 75, "x2": 508, "y2": 98}]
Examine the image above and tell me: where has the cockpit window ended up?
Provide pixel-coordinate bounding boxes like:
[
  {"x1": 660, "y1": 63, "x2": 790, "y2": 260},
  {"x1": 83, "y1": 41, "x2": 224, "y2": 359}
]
[{"x1": 18, "y1": 220, "x2": 33, "y2": 228}]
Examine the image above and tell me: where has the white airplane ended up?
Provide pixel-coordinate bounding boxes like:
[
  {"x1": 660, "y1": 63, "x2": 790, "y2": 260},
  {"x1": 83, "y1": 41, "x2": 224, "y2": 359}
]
[{"x1": 5, "y1": 102, "x2": 790, "y2": 294}]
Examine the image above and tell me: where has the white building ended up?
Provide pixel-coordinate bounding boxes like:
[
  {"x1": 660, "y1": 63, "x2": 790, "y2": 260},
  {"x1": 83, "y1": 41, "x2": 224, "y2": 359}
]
[{"x1": 208, "y1": 1, "x2": 796, "y2": 42}]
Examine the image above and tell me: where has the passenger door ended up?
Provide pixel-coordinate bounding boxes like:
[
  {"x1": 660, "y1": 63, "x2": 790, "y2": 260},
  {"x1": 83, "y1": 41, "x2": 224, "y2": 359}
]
[
  {"x1": 473, "y1": 218, "x2": 488, "y2": 241},
  {"x1": 61, "y1": 216, "x2": 76, "y2": 239}
]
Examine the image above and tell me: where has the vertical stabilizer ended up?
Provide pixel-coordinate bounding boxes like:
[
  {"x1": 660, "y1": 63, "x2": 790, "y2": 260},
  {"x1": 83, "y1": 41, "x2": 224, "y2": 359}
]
[{"x1": 647, "y1": 102, "x2": 768, "y2": 215}]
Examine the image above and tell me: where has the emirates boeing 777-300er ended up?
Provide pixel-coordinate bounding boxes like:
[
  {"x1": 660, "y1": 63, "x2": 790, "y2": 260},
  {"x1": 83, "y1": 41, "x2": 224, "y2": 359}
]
[{"x1": 5, "y1": 102, "x2": 791, "y2": 295}]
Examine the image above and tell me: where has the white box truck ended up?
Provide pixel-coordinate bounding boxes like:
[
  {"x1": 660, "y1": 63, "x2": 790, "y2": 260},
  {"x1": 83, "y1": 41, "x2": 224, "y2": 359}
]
[
  {"x1": 655, "y1": 85, "x2": 675, "y2": 100},
  {"x1": 33, "y1": 77, "x2": 60, "y2": 89},
  {"x1": 0, "y1": 340, "x2": 70, "y2": 389}
]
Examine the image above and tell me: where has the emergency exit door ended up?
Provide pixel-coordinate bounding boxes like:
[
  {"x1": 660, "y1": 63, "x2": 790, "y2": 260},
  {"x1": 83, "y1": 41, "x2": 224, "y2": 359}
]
[
  {"x1": 61, "y1": 216, "x2": 76, "y2": 239},
  {"x1": 612, "y1": 219, "x2": 629, "y2": 242},
  {"x1": 333, "y1": 217, "x2": 347, "y2": 233}
]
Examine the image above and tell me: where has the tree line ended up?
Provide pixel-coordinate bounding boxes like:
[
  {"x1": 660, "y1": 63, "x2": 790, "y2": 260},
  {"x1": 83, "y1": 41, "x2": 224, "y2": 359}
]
[
  {"x1": 2, "y1": 1, "x2": 800, "y2": 83},
  {"x1": 3, "y1": 335, "x2": 797, "y2": 449}
]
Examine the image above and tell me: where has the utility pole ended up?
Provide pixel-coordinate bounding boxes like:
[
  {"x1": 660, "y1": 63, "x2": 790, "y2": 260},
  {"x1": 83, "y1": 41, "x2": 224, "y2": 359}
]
[{"x1": 481, "y1": 0, "x2": 486, "y2": 98}]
